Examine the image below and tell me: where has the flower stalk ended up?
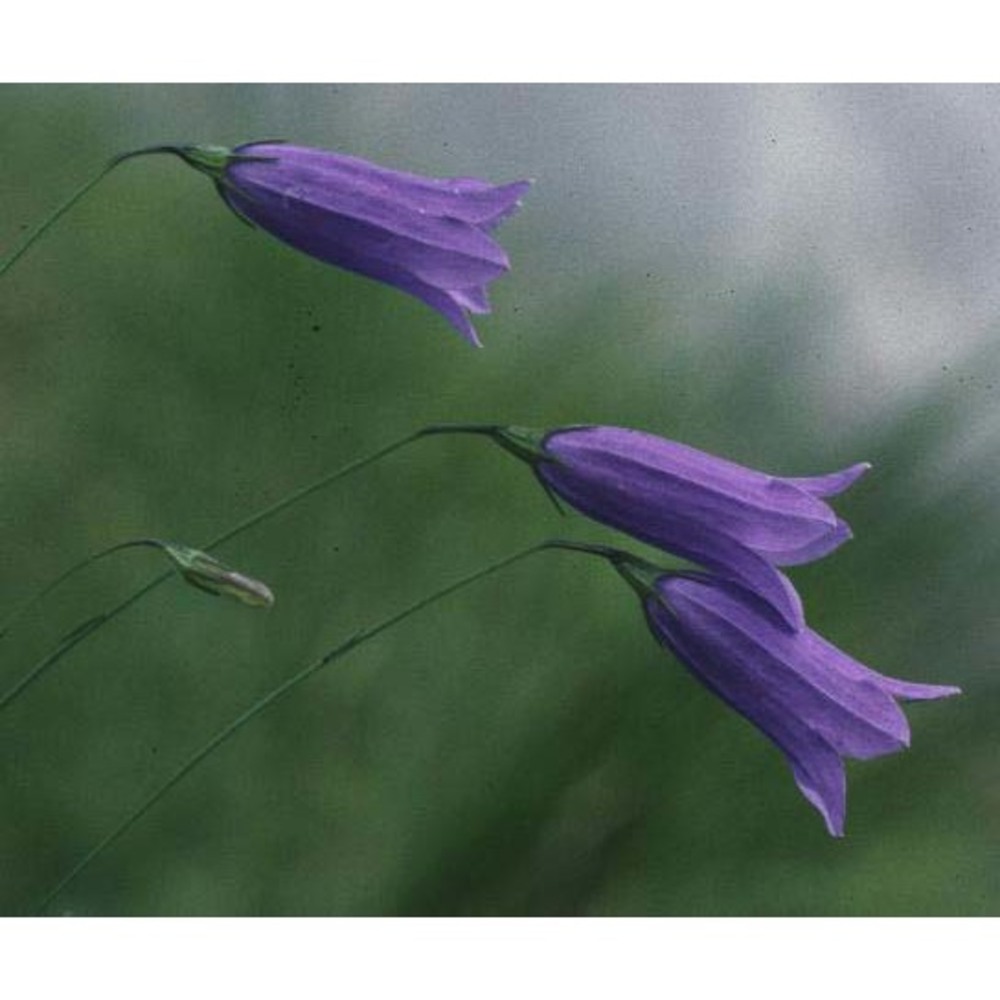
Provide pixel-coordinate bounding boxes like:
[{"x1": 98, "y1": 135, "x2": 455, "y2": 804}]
[
  {"x1": 34, "y1": 538, "x2": 559, "y2": 914},
  {"x1": 0, "y1": 147, "x2": 203, "y2": 279},
  {"x1": 0, "y1": 539, "x2": 272, "y2": 714},
  {"x1": 3, "y1": 141, "x2": 531, "y2": 345},
  {"x1": 0, "y1": 421, "x2": 872, "y2": 717},
  {"x1": 1, "y1": 426, "x2": 451, "y2": 712},
  {"x1": 31, "y1": 535, "x2": 959, "y2": 911}
]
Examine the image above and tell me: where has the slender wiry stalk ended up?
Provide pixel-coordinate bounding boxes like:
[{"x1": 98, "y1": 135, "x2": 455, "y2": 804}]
[
  {"x1": 0, "y1": 615, "x2": 108, "y2": 714},
  {"x1": 0, "y1": 425, "x2": 509, "y2": 716},
  {"x1": 0, "y1": 539, "x2": 160, "y2": 643},
  {"x1": 0, "y1": 148, "x2": 183, "y2": 279},
  {"x1": 0, "y1": 537, "x2": 278, "y2": 714},
  {"x1": 35, "y1": 538, "x2": 581, "y2": 915}
]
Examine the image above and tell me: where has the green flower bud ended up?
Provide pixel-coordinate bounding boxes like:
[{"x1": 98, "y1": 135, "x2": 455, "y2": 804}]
[{"x1": 160, "y1": 543, "x2": 274, "y2": 609}]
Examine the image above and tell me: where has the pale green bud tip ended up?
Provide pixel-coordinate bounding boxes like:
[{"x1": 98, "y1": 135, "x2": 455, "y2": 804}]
[{"x1": 161, "y1": 543, "x2": 275, "y2": 609}]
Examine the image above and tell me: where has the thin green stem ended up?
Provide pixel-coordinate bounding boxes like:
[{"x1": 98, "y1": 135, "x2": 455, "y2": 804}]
[
  {"x1": 206, "y1": 427, "x2": 432, "y2": 549},
  {"x1": 0, "y1": 425, "x2": 488, "y2": 715},
  {"x1": 0, "y1": 148, "x2": 174, "y2": 280},
  {"x1": 34, "y1": 539, "x2": 553, "y2": 915},
  {"x1": 1, "y1": 162, "x2": 114, "y2": 278},
  {"x1": 0, "y1": 614, "x2": 108, "y2": 714},
  {"x1": 0, "y1": 539, "x2": 158, "y2": 644}
]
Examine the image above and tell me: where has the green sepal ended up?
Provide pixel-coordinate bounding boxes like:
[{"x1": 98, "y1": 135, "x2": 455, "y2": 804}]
[
  {"x1": 492, "y1": 426, "x2": 576, "y2": 513},
  {"x1": 174, "y1": 144, "x2": 279, "y2": 181},
  {"x1": 110, "y1": 143, "x2": 281, "y2": 182},
  {"x1": 491, "y1": 425, "x2": 551, "y2": 465},
  {"x1": 543, "y1": 539, "x2": 670, "y2": 599},
  {"x1": 608, "y1": 551, "x2": 667, "y2": 601},
  {"x1": 174, "y1": 144, "x2": 236, "y2": 178}
]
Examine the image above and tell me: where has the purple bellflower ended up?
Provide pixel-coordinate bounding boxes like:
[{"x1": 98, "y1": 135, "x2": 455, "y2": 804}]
[
  {"x1": 600, "y1": 548, "x2": 961, "y2": 835},
  {"x1": 489, "y1": 425, "x2": 871, "y2": 631},
  {"x1": 170, "y1": 142, "x2": 530, "y2": 347}
]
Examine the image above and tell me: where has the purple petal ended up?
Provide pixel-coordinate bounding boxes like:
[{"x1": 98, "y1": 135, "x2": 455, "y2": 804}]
[
  {"x1": 753, "y1": 517, "x2": 853, "y2": 566},
  {"x1": 221, "y1": 188, "x2": 486, "y2": 345},
  {"x1": 225, "y1": 185, "x2": 510, "y2": 289},
  {"x1": 400, "y1": 282, "x2": 484, "y2": 347},
  {"x1": 656, "y1": 577, "x2": 910, "y2": 760},
  {"x1": 639, "y1": 572, "x2": 963, "y2": 835},
  {"x1": 538, "y1": 451, "x2": 806, "y2": 628},
  {"x1": 475, "y1": 182, "x2": 534, "y2": 230},
  {"x1": 232, "y1": 143, "x2": 529, "y2": 235},
  {"x1": 216, "y1": 143, "x2": 529, "y2": 345},
  {"x1": 805, "y1": 631, "x2": 963, "y2": 702},
  {"x1": 877, "y1": 678, "x2": 964, "y2": 701},
  {"x1": 788, "y1": 743, "x2": 847, "y2": 837},
  {"x1": 450, "y1": 286, "x2": 491, "y2": 314},
  {"x1": 646, "y1": 593, "x2": 847, "y2": 835},
  {"x1": 785, "y1": 462, "x2": 872, "y2": 498},
  {"x1": 542, "y1": 427, "x2": 845, "y2": 560},
  {"x1": 676, "y1": 529, "x2": 806, "y2": 632}
]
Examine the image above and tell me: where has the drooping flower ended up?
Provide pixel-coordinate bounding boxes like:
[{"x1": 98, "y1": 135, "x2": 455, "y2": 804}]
[
  {"x1": 170, "y1": 142, "x2": 530, "y2": 347},
  {"x1": 490, "y1": 425, "x2": 870, "y2": 630},
  {"x1": 603, "y1": 550, "x2": 960, "y2": 836}
]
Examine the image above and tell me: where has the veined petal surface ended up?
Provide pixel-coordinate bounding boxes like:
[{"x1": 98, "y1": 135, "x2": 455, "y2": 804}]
[
  {"x1": 642, "y1": 572, "x2": 960, "y2": 835},
  {"x1": 220, "y1": 142, "x2": 529, "y2": 345}
]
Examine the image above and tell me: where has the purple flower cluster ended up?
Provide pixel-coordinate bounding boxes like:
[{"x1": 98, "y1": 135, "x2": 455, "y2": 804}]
[
  {"x1": 164, "y1": 138, "x2": 958, "y2": 835},
  {"x1": 491, "y1": 424, "x2": 960, "y2": 833}
]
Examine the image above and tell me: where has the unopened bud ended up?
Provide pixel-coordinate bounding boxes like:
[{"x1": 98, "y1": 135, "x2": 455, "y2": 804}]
[{"x1": 161, "y1": 543, "x2": 274, "y2": 609}]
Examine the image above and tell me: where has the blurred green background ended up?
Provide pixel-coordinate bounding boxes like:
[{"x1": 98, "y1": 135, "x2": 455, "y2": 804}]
[{"x1": 0, "y1": 84, "x2": 996, "y2": 915}]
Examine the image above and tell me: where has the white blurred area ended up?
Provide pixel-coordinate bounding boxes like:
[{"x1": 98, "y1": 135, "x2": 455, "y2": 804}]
[{"x1": 328, "y1": 85, "x2": 1000, "y2": 429}]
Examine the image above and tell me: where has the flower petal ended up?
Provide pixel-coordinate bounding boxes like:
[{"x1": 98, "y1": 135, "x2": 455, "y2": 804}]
[
  {"x1": 788, "y1": 741, "x2": 848, "y2": 837},
  {"x1": 220, "y1": 187, "x2": 486, "y2": 345},
  {"x1": 542, "y1": 427, "x2": 842, "y2": 558},
  {"x1": 785, "y1": 462, "x2": 872, "y2": 498},
  {"x1": 656, "y1": 577, "x2": 910, "y2": 760},
  {"x1": 538, "y1": 449, "x2": 806, "y2": 628},
  {"x1": 235, "y1": 143, "x2": 531, "y2": 226},
  {"x1": 450, "y1": 286, "x2": 491, "y2": 314},
  {"x1": 646, "y1": 594, "x2": 847, "y2": 835},
  {"x1": 806, "y1": 631, "x2": 963, "y2": 703},
  {"x1": 206, "y1": 142, "x2": 529, "y2": 345},
  {"x1": 753, "y1": 517, "x2": 854, "y2": 566},
  {"x1": 225, "y1": 186, "x2": 511, "y2": 289}
]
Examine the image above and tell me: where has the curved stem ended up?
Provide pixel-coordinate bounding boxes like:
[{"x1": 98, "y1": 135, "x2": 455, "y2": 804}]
[
  {"x1": 1, "y1": 163, "x2": 114, "y2": 278},
  {"x1": 1, "y1": 143, "x2": 306, "y2": 280},
  {"x1": 0, "y1": 539, "x2": 158, "y2": 644},
  {"x1": 0, "y1": 149, "x2": 171, "y2": 279},
  {"x1": 206, "y1": 428, "x2": 431, "y2": 549},
  {"x1": 417, "y1": 422, "x2": 500, "y2": 438},
  {"x1": 0, "y1": 614, "x2": 109, "y2": 714},
  {"x1": 34, "y1": 539, "x2": 553, "y2": 915},
  {"x1": 539, "y1": 538, "x2": 628, "y2": 562},
  {"x1": 0, "y1": 425, "x2": 485, "y2": 715}
]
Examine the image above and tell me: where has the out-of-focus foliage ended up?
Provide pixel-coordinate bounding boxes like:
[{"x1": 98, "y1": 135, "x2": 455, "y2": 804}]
[{"x1": 1, "y1": 84, "x2": 997, "y2": 915}]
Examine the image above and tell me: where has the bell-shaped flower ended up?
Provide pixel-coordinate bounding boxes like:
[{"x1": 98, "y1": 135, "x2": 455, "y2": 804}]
[
  {"x1": 172, "y1": 142, "x2": 530, "y2": 347},
  {"x1": 491, "y1": 425, "x2": 871, "y2": 631},
  {"x1": 609, "y1": 553, "x2": 960, "y2": 835}
]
